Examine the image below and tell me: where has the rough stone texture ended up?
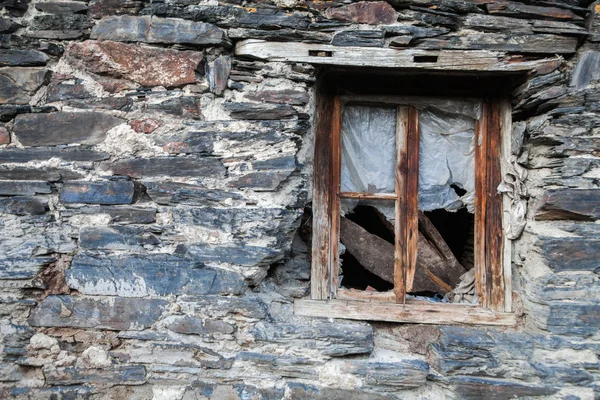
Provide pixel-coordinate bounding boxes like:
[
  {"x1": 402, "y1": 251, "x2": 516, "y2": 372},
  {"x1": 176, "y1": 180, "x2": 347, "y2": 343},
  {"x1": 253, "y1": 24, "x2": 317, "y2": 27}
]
[
  {"x1": 91, "y1": 15, "x2": 228, "y2": 47},
  {"x1": 0, "y1": 67, "x2": 49, "y2": 105},
  {"x1": 28, "y1": 296, "x2": 168, "y2": 330},
  {"x1": 67, "y1": 41, "x2": 204, "y2": 88},
  {"x1": 0, "y1": 49, "x2": 48, "y2": 66},
  {"x1": 0, "y1": 126, "x2": 9, "y2": 144},
  {"x1": 0, "y1": 148, "x2": 110, "y2": 163},
  {"x1": 60, "y1": 181, "x2": 134, "y2": 205},
  {"x1": 66, "y1": 253, "x2": 247, "y2": 296},
  {"x1": 0, "y1": 0, "x2": 599, "y2": 398},
  {"x1": 106, "y1": 157, "x2": 225, "y2": 178},
  {"x1": 324, "y1": 2, "x2": 397, "y2": 25},
  {"x1": 12, "y1": 112, "x2": 123, "y2": 146}
]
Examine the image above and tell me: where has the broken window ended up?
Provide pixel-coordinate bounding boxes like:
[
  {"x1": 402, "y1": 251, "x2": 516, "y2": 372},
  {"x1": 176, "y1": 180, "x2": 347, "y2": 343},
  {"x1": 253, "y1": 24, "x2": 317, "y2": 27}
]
[{"x1": 307, "y1": 93, "x2": 511, "y2": 321}]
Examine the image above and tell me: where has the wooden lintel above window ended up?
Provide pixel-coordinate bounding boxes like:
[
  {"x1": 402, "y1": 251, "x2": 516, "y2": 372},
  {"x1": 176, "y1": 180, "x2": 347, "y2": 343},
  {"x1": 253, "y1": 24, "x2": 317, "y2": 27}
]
[
  {"x1": 294, "y1": 299, "x2": 518, "y2": 326},
  {"x1": 235, "y1": 39, "x2": 560, "y2": 73}
]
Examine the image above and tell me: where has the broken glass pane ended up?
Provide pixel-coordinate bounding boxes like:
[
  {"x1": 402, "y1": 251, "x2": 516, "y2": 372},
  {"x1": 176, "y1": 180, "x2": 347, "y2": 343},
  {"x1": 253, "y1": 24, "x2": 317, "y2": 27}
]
[
  {"x1": 418, "y1": 101, "x2": 479, "y2": 212},
  {"x1": 341, "y1": 105, "x2": 396, "y2": 194}
]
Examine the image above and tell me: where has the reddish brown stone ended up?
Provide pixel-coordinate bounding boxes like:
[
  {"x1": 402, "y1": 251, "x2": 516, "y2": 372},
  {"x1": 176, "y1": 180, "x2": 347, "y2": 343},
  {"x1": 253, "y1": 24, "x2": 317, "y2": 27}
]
[
  {"x1": 0, "y1": 126, "x2": 9, "y2": 144},
  {"x1": 66, "y1": 40, "x2": 204, "y2": 88},
  {"x1": 129, "y1": 119, "x2": 161, "y2": 134},
  {"x1": 324, "y1": 1, "x2": 397, "y2": 25}
]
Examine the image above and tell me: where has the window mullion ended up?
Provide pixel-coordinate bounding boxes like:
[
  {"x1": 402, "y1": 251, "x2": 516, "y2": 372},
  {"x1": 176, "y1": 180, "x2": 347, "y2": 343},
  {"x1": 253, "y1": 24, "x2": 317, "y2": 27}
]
[{"x1": 394, "y1": 106, "x2": 419, "y2": 303}]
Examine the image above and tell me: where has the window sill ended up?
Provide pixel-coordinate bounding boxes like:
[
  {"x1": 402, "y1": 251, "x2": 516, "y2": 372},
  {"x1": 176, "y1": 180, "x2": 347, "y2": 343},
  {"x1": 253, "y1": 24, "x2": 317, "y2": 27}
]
[{"x1": 294, "y1": 298, "x2": 518, "y2": 326}]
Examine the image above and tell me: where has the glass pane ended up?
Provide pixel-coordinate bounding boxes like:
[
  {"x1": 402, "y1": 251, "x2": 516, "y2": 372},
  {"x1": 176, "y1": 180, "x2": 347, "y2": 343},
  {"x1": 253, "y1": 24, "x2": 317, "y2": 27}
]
[
  {"x1": 339, "y1": 198, "x2": 395, "y2": 293},
  {"x1": 341, "y1": 105, "x2": 397, "y2": 194}
]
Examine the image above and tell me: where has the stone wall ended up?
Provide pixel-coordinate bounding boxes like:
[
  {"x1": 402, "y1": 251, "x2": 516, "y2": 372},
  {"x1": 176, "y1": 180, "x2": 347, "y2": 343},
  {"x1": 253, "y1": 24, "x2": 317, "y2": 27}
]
[{"x1": 1, "y1": 0, "x2": 599, "y2": 399}]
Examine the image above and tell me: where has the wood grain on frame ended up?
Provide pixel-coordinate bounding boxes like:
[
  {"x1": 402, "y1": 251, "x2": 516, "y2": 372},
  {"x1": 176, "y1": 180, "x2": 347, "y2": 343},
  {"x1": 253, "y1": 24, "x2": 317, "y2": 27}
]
[
  {"x1": 395, "y1": 107, "x2": 409, "y2": 303},
  {"x1": 474, "y1": 102, "x2": 489, "y2": 308},
  {"x1": 405, "y1": 107, "x2": 420, "y2": 294},
  {"x1": 486, "y1": 99, "x2": 505, "y2": 312},
  {"x1": 329, "y1": 96, "x2": 342, "y2": 299},
  {"x1": 311, "y1": 82, "x2": 336, "y2": 300}
]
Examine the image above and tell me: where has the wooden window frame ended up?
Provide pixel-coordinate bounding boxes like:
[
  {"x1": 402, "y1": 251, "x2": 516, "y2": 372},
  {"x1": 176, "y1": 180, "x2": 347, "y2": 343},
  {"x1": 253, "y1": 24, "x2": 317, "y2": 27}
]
[{"x1": 296, "y1": 94, "x2": 516, "y2": 326}]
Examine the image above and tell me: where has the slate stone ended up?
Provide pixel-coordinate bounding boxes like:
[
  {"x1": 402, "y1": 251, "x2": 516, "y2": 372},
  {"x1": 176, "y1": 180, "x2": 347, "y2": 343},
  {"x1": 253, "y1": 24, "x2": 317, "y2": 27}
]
[
  {"x1": 332, "y1": 30, "x2": 385, "y2": 47},
  {"x1": 156, "y1": 124, "x2": 291, "y2": 156},
  {"x1": 228, "y1": 171, "x2": 294, "y2": 191},
  {"x1": 0, "y1": 126, "x2": 9, "y2": 144},
  {"x1": 34, "y1": 1, "x2": 88, "y2": 13},
  {"x1": 225, "y1": 102, "x2": 297, "y2": 120},
  {"x1": 0, "y1": 105, "x2": 57, "y2": 122},
  {"x1": 30, "y1": 13, "x2": 90, "y2": 31},
  {"x1": 207, "y1": 55, "x2": 231, "y2": 96},
  {"x1": 67, "y1": 40, "x2": 204, "y2": 88},
  {"x1": 0, "y1": 148, "x2": 110, "y2": 163},
  {"x1": 236, "y1": 352, "x2": 318, "y2": 378},
  {"x1": 175, "y1": 243, "x2": 281, "y2": 267},
  {"x1": 66, "y1": 253, "x2": 247, "y2": 296},
  {"x1": 452, "y1": 376, "x2": 558, "y2": 400},
  {"x1": 91, "y1": 15, "x2": 228, "y2": 47},
  {"x1": 28, "y1": 295, "x2": 168, "y2": 330},
  {"x1": 79, "y1": 226, "x2": 160, "y2": 250},
  {"x1": 44, "y1": 365, "x2": 146, "y2": 386},
  {"x1": 227, "y1": 28, "x2": 332, "y2": 44},
  {"x1": 160, "y1": 315, "x2": 235, "y2": 335},
  {"x1": 0, "y1": 181, "x2": 51, "y2": 196},
  {"x1": 177, "y1": 295, "x2": 269, "y2": 319},
  {"x1": 539, "y1": 236, "x2": 600, "y2": 272},
  {"x1": 46, "y1": 81, "x2": 89, "y2": 102},
  {"x1": 250, "y1": 320, "x2": 374, "y2": 356},
  {"x1": 535, "y1": 189, "x2": 600, "y2": 221},
  {"x1": 285, "y1": 383, "x2": 390, "y2": 400},
  {"x1": 68, "y1": 97, "x2": 133, "y2": 111},
  {"x1": 147, "y1": 96, "x2": 201, "y2": 119},
  {"x1": 546, "y1": 303, "x2": 600, "y2": 336},
  {"x1": 0, "y1": 166, "x2": 84, "y2": 181},
  {"x1": 60, "y1": 181, "x2": 134, "y2": 205},
  {"x1": 143, "y1": 181, "x2": 245, "y2": 206},
  {"x1": 0, "y1": 196, "x2": 48, "y2": 215},
  {"x1": 245, "y1": 90, "x2": 309, "y2": 106},
  {"x1": 106, "y1": 156, "x2": 225, "y2": 179},
  {"x1": 12, "y1": 112, "x2": 123, "y2": 146},
  {"x1": 0, "y1": 50, "x2": 48, "y2": 67},
  {"x1": 175, "y1": 207, "x2": 301, "y2": 241},
  {"x1": 570, "y1": 51, "x2": 600, "y2": 90},
  {"x1": 486, "y1": 1, "x2": 581, "y2": 21},
  {"x1": 0, "y1": 257, "x2": 55, "y2": 280},
  {"x1": 0, "y1": 17, "x2": 19, "y2": 33},
  {"x1": 23, "y1": 29, "x2": 85, "y2": 40},
  {"x1": 129, "y1": 118, "x2": 161, "y2": 133},
  {"x1": 344, "y1": 360, "x2": 429, "y2": 388},
  {"x1": 252, "y1": 156, "x2": 297, "y2": 170},
  {"x1": 324, "y1": 1, "x2": 397, "y2": 25},
  {"x1": 400, "y1": 9, "x2": 460, "y2": 29},
  {"x1": 146, "y1": 5, "x2": 311, "y2": 30},
  {"x1": 62, "y1": 206, "x2": 156, "y2": 224},
  {"x1": 415, "y1": 33, "x2": 578, "y2": 54},
  {"x1": 0, "y1": 67, "x2": 49, "y2": 105},
  {"x1": 89, "y1": 0, "x2": 142, "y2": 19}
]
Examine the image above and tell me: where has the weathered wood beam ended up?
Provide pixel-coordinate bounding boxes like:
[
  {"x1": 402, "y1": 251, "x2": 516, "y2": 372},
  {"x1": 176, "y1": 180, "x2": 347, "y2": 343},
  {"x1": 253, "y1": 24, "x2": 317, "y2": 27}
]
[
  {"x1": 295, "y1": 299, "x2": 518, "y2": 326},
  {"x1": 235, "y1": 40, "x2": 562, "y2": 72}
]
